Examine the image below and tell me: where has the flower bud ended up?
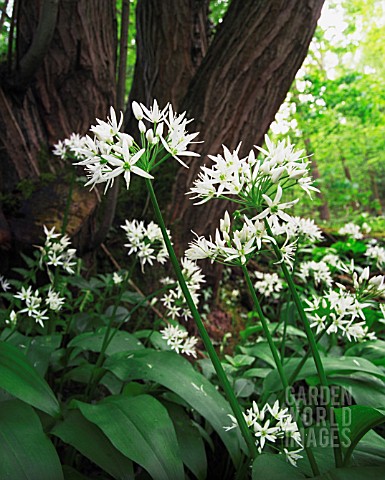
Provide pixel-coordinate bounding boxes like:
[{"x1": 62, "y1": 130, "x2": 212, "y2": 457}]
[
  {"x1": 146, "y1": 129, "x2": 154, "y2": 143},
  {"x1": 156, "y1": 122, "x2": 164, "y2": 137},
  {"x1": 138, "y1": 120, "x2": 146, "y2": 133},
  {"x1": 132, "y1": 101, "x2": 144, "y2": 120},
  {"x1": 119, "y1": 132, "x2": 133, "y2": 148}
]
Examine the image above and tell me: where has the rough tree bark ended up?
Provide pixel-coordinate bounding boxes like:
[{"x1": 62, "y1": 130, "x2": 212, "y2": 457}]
[
  {"x1": 0, "y1": 0, "x2": 116, "y2": 191},
  {"x1": 128, "y1": 0, "x2": 325, "y2": 262},
  {"x1": 171, "y1": 0, "x2": 325, "y2": 248},
  {"x1": 0, "y1": 0, "x2": 116, "y2": 250},
  {"x1": 125, "y1": 0, "x2": 210, "y2": 132}
]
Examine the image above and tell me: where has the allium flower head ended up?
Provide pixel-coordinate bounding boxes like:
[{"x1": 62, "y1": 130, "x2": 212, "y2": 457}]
[{"x1": 224, "y1": 399, "x2": 303, "y2": 465}]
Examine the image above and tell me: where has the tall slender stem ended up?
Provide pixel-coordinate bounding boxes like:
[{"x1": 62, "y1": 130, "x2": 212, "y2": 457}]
[
  {"x1": 264, "y1": 220, "x2": 343, "y2": 468},
  {"x1": 145, "y1": 179, "x2": 258, "y2": 460},
  {"x1": 242, "y1": 264, "x2": 320, "y2": 477}
]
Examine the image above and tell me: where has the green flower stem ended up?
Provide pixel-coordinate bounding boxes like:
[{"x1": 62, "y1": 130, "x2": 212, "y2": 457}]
[
  {"x1": 264, "y1": 220, "x2": 343, "y2": 468},
  {"x1": 241, "y1": 264, "x2": 320, "y2": 477},
  {"x1": 145, "y1": 179, "x2": 258, "y2": 460}
]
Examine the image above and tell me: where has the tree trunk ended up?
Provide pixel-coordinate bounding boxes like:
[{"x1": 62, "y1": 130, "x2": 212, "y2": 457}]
[
  {"x1": 125, "y1": 0, "x2": 210, "y2": 132},
  {"x1": 170, "y1": 0, "x2": 325, "y2": 250},
  {"x1": 0, "y1": 0, "x2": 117, "y2": 250},
  {"x1": 0, "y1": 0, "x2": 117, "y2": 192},
  {"x1": 341, "y1": 156, "x2": 352, "y2": 182}
]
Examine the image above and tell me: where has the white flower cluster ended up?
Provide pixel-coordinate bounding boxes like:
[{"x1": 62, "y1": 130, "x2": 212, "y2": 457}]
[
  {"x1": 121, "y1": 219, "x2": 169, "y2": 272},
  {"x1": 160, "y1": 324, "x2": 199, "y2": 357},
  {"x1": 254, "y1": 271, "x2": 284, "y2": 297},
  {"x1": 322, "y1": 251, "x2": 345, "y2": 270},
  {"x1": 132, "y1": 100, "x2": 200, "y2": 168},
  {"x1": 365, "y1": 243, "x2": 385, "y2": 269},
  {"x1": 189, "y1": 135, "x2": 318, "y2": 209},
  {"x1": 298, "y1": 261, "x2": 333, "y2": 288},
  {"x1": 304, "y1": 264, "x2": 385, "y2": 342},
  {"x1": 57, "y1": 100, "x2": 199, "y2": 192},
  {"x1": 338, "y1": 222, "x2": 363, "y2": 240},
  {"x1": 186, "y1": 211, "x2": 274, "y2": 266},
  {"x1": 225, "y1": 400, "x2": 303, "y2": 466},
  {"x1": 13, "y1": 285, "x2": 65, "y2": 328},
  {"x1": 39, "y1": 226, "x2": 77, "y2": 275},
  {"x1": 161, "y1": 258, "x2": 205, "y2": 321},
  {"x1": 53, "y1": 133, "x2": 87, "y2": 159},
  {"x1": 272, "y1": 216, "x2": 323, "y2": 243}
]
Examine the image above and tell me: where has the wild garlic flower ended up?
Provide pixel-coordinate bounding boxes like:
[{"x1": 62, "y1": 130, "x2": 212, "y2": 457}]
[
  {"x1": 121, "y1": 219, "x2": 168, "y2": 272},
  {"x1": 254, "y1": 271, "x2": 284, "y2": 297},
  {"x1": 254, "y1": 184, "x2": 298, "y2": 229},
  {"x1": 39, "y1": 226, "x2": 77, "y2": 275},
  {"x1": 186, "y1": 211, "x2": 273, "y2": 266},
  {"x1": 272, "y1": 216, "x2": 323, "y2": 243},
  {"x1": 224, "y1": 400, "x2": 303, "y2": 465},
  {"x1": 57, "y1": 101, "x2": 200, "y2": 192},
  {"x1": 304, "y1": 284, "x2": 376, "y2": 342},
  {"x1": 112, "y1": 272, "x2": 124, "y2": 285},
  {"x1": 5, "y1": 310, "x2": 17, "y2": 326},
  {"x1": 189, "y1": 135, "x2": 319, "y2": 216},
  {"x1": 14, "y1": 287, "x2": 48, "y2": 327},
  {"x1": 338, "y1": 222, "x2": 363, "y2": 240},
  {"x1": 160, "y1": 324, "x2": 198, "y2": 357},
  {"x1": 322, "y1": 251, "x2": 346, "y2": 271},
  {"x1": 365, "y1": 244, "x2": 385, "y2": 269},
  {"x1": 0, "y1": 275, "x2": 10, "y2": 292},
  {"x1": 298, "y1": 261, "x2": 333, "y2": 288},
  {"x1": 53, "y1": 133, "x2": 88, "y2": 159},
  {"x1": 45, "y1": 287, "x2": 65, "y2": 311},
  {"x1": 161, "y1": 258, "x2": 205, "y2": 321}
]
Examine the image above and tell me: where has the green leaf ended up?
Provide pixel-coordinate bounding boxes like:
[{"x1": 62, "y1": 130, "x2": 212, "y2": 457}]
[
  {"x1": 62, "y1": 466, "x2": 89, "y2": 480},
  {"x1": 264, "y1": 356, "x2": 385, "y2": 393},
  {"x1": 0, "y1": 399, "x2": 63, "y2": 480},
  {"x1": 53, "y1": 409, "x2": 134, "y2": 479},
  {"x1": 252, "y1": 453, "x2": 306, "y2": 479},
  {"x1": 120, "y1": 291, "x2": 144, "y2": 304},
  {"x1": 68, "y1": 328, "x2": 144, "y2": 355},
  {"x1": 234, "y1": 378, "x2": 255, "y2": 397},
  {"x1": 74, "y1": 394, "x2": 184, "y2": 480},
  {"x1": 335, "y1": 405, "x2": 385, "y2": 465},
  {"x1": 0, "y1": 330, "x2": 62, "y2": 376},
  {"x1": 0, "y1": 341, "x2": 60, "y2": 416},
  {"x1": 352, "y1": 430, "x2": 385, "y2": 466},
  {"x1": 224, "y1": 354, "x2": 255, "y2": 367},
  {"x1": 164, "y1": 402, "x2": 207, "y2": 480},
  {"x1": 345, "y1": 340, "x2": 385, "y2": 366},
  {"x1": 328, "y1": 374, "x2": 385, "y2": 408},
  {"x1": 313, "y1": 466, "x2": 385, "y2": 479},
  {"x1": 240, "y1": 342, "x2": 276, "y2": 367},
  {"x1": 243, "y1": 367, "x2": 272, "y2": 379},
  {"x1": 105, "y1": 350, "x2": 242, "y2": 465}
]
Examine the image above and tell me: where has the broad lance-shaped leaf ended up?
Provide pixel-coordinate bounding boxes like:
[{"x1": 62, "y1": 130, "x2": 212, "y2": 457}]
[
  {"x1": 163, "y1": 402, "x2": 207, "y2": 480},
  {"x1": 105, "y1": 350, "x2": 243, "y2": 465},
  {"x1": 0, "y1": 399, "x2": 63, "y2": 480},
  {"x1": 0, "y1": 341, "x2": 60, "y2": 416},
  {"x1": 264, "y1": 356, "x2": 385, "y2": 393},
  {"x1": 312, "y1": 466, "x2": 385, "y2": 479},
  {"x1": 335, "y1": 405, "x2": 385, "y2": 465},
  {"x1": 52, "y1": 409, "x2": 134, "y2": 480},
  {"x1": 252, "y1": 453, "x2": 306, "y2": 480},
  {"x1": 68, "y1": 327, "x2": 144, "y2": 355},
  {"x1": 73, "y1": 394, "x2": 184, "y2": 480}
]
